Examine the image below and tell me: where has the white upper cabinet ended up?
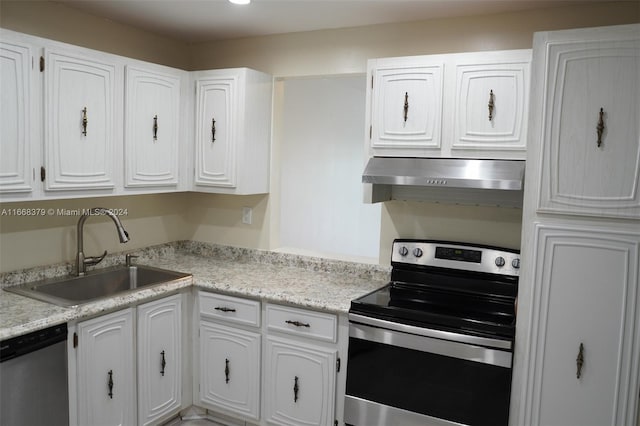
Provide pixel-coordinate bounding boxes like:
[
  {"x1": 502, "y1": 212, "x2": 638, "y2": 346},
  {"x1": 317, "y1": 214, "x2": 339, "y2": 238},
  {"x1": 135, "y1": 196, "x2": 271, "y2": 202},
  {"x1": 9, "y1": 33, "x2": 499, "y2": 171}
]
[
  {"x1": 0, "y1": 38, "x2": 33, "y2": 196},
  {"x1": 366, "y1": 49, "x2": 531, "y2": 159},
  {"x1": 537, "y1": 27, "x2": 640, "y2": 219},
  {"x1": 369, "y1": 59, "x2": 444, "y2": 154},
  {"x1": 44, "y1": 48, "x2": 119, "y2": 191},
  {"x1": 193, "y1": 68, "x2": 272, "y2": 195},
  {"x1": 452, "y1": 51, "x2": 530, "y2": 154},
  {"x1": 124, "y1": 65, "x2": 181, "y2": 188},
  {"x1": 194, "y1": 74, "x2": 236, "y2": 188}
]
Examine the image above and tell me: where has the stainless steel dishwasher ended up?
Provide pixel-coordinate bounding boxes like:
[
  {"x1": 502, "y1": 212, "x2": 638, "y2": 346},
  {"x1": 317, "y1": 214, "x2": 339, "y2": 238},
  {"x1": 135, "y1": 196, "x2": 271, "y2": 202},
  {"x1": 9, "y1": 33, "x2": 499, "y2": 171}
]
[{"x1": 1, "y1": 323, "x2": 69, "y2": 426}]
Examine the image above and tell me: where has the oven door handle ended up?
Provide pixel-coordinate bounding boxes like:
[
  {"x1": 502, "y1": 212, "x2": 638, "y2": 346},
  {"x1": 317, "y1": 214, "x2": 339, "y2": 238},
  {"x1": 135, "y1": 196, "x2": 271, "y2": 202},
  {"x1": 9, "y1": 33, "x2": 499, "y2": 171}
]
[
  {"x1": 349, "y1": 315, "x2": 512, "y2": 368},
  {"x1": 349, "y1": 313, "x2": 512, "y2": 350}
]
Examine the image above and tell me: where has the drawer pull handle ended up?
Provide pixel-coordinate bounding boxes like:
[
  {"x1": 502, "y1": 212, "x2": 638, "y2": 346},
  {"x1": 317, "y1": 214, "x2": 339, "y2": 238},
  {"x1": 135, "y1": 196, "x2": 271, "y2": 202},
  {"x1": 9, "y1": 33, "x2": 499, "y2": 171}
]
[
  {"x1": 160, "y1": 350, "x2": 166, "y2": 376},
  {"x1": 488, "y1": 89, "x2": 495, "y2": 121},
  {"x1": 225, "y1": 358, "x2": 230, "y2": 383},
  {"x1": 293, "y1": 376, "x2": 299, "y2": 402},
  {"x1": 596, "y1": 108, "x2": 605, "y2": 147},
  {"x1": 403, "y1": 92, "x2": 409, "y2": 123},
  {"x1": 214, "y1": 306, "x2": 236, "y2": 313},
  {"x1": 576, "y1": 342, "x2": 585, "y2": 379},
  {"x1": 107, "y1": 369, "x2": 114, "y2": 399},
  {"x1": 212, "y1": 117, "x2": 216, "y2": 143},
  {"x1": 285, "y1": 320, "x2": 310, "y2": 328},
  {"x1": 81, "y1": 107, "x2": 88, "y2": 136},
  {"x1": 153, "y1": 115, "x2": 158, "y2": 141}
]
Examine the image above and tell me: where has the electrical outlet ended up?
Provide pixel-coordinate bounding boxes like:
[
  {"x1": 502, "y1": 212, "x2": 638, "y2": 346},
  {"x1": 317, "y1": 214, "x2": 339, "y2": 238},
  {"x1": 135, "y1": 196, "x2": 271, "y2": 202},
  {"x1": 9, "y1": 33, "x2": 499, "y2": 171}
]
[{"x1": 242, "y1": 207, "x2": 252, "y2": 225}]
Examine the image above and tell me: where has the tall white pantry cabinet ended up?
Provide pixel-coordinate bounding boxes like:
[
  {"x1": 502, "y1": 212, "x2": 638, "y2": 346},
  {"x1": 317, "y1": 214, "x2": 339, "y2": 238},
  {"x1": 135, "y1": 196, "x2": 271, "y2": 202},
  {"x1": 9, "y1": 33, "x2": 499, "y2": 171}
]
[{"x1": 514, "y1": 23, "x2": 640, "y2": 426}]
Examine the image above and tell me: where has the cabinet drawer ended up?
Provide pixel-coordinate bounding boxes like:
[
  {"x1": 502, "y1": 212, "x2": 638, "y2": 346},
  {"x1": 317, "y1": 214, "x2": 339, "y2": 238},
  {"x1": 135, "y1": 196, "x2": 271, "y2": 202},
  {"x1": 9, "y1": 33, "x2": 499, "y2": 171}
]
[
  {"x1": 266, "y1": 304, "x2": 337, "y2": 343},
  {"x1": 199, "y1": 292, "x2": 260, "y2": 327}
]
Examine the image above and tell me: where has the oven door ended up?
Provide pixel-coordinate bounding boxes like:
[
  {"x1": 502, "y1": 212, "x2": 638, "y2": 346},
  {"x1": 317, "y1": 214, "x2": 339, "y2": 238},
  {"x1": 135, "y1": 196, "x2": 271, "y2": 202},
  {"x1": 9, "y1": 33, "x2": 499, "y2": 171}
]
[{"x1": 345, "y1": 314, "x2": 513, "y2": 426}]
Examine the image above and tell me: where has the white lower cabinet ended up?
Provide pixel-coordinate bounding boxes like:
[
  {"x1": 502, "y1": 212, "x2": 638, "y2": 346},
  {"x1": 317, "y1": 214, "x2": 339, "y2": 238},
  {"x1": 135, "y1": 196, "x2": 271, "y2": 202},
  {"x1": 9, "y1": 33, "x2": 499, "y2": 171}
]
[
  {"x1": 264, "y1": 335, "x2": 337, "y2": 426},
  {"x1": 137, "y1": 294, "x2": 183, "y2": 425},
  {"x1": 76, "y1": 308, "x2": 136, "y2": 426},
  {"x1": 199, "y1": 321, "x2": 261, "y2": 420},
  {"x1": 198, "y1": 291, "x2": 262, "y2": 421},
  {"x1": 196, "y1": 294, "x2": 343, "y2": 426},
  {"x1": 74, "y1": 293, "x2": 184, "y2": 426}
]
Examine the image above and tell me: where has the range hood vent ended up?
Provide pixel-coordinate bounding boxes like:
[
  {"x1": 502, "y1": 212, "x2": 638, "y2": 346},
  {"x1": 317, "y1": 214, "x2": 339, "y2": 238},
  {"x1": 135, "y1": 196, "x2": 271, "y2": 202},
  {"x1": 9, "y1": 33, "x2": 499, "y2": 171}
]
[{"x1": 362, "y1": 157, "x2": 525, "y2": 206}]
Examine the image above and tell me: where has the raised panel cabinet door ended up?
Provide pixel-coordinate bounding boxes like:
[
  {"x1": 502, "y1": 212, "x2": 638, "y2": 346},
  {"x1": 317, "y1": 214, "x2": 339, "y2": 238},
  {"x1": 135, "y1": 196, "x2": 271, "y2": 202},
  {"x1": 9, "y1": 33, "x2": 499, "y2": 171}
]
[
  {"x1": 264, "y1": 335, "x2": 336, "y2": 426},
  {"x1": 452, "y1": 56, "x2": 530, "y2": 154},
  {"x1": 44, "y1": 48, "x2": 116, "y2": 190},
  {"x1": 125, "y1": 66, "x2": 180, "y2": 187},
  {"x1": 370, "y1": 63, "x2": 443, "y2": 154},
  {"x1": 522, "y1": 224, "x2": 640, "y2": 426},
  {"x1": 137, "y1": 294, "x2": 182, "y2": 426},
  {"x1": 77, "y1": 308, "x2": 135, "y2": 426},
  {"x1": 538, "y1": 32, "x2": 640, "y2": 218},
  {"x1": 0, "y1": 40, "x2": 32, "y2": 194},
  {"x1": 194, "y1": 76, "x2": 237, "y2": 188},
  {"x1": 199, "y1": 321, "x2": 261, "y2": 420}
]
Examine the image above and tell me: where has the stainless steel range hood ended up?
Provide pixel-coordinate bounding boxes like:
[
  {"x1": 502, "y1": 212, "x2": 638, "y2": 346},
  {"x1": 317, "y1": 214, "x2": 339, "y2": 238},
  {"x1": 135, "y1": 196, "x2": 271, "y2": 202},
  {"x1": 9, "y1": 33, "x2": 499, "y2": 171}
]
[{"x1": 362, "y1": 157, "x2": 525, "y2": 206}]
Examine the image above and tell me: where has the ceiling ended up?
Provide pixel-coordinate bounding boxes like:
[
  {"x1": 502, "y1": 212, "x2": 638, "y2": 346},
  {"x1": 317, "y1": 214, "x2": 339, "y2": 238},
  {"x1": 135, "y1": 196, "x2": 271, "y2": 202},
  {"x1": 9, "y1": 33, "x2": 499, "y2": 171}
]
[{"x1": 52, "y1": 0, "x2": 608, "y2": 43}]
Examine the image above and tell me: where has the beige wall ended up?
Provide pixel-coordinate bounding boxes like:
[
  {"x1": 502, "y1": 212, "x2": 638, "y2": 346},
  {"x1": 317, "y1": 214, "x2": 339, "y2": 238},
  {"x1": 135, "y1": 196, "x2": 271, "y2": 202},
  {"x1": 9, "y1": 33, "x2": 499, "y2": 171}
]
[
  {"x1": 0, "y1": 193, "x2": 193, "y2": 271},
  {"x1": 189, "y1": 1, "x2": 640, "y2": 75},
  {"x1": 0, "y1": 1, "x2": 638, "y2": 272},
  {"x1": 0, "y1": 0, "x2": 191, "y2": 68}
]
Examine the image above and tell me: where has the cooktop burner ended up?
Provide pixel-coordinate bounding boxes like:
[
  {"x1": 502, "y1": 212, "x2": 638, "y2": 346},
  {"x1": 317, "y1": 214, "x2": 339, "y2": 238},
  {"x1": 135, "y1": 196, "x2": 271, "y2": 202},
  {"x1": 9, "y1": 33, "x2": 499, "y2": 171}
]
[{"x1": 350, "y1": 239, "x2": 520, "y2": 340}]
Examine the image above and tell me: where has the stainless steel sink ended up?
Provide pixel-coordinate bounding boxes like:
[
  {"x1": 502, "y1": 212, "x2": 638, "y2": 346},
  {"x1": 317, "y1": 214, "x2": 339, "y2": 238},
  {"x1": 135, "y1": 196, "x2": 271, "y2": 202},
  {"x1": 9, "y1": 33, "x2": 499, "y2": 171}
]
[{"x1": 5, "y1": 265, "x2": 191, "y2": 307}]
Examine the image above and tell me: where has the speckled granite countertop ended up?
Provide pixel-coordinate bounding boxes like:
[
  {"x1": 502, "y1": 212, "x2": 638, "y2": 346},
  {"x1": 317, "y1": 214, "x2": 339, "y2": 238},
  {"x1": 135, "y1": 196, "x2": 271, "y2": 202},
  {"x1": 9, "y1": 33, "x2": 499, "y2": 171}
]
[{"x1": 0, "y1": 242, "x2": 389, "y2": 340}]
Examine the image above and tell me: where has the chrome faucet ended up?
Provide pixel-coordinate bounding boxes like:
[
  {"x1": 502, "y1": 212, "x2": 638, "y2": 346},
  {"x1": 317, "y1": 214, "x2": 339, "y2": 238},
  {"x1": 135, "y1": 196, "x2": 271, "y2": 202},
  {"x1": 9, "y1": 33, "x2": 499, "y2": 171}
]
[{"x1": 76, "y1": 207, "x2": 130, "y2": 276}]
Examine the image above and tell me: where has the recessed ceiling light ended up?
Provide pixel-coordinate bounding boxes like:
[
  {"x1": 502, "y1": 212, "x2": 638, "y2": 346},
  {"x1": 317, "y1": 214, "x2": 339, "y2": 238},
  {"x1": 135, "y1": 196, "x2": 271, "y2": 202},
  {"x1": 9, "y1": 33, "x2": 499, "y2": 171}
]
[{"x1": 229, "y1": 0, "x2": 251, "y2": 4}]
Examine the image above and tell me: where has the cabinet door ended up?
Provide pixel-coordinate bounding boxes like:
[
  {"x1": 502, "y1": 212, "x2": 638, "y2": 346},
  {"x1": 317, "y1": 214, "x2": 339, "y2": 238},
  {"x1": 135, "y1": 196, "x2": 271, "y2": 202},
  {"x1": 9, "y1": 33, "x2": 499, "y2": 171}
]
[
  {"x1": 0, "y1": 40, "x2": 32, "y2": 194},
  {"x1": 538, "y1": 34, "x2": 640, "y2": 218},
  {"x1": 44, "y1": 48, "x2": 116, "y2": 191},
  {"x1": 200, "y1": 321, "x2": 261, "y2": 420},
  {"x1": 370, "y1": 62, "x2": 443, "y2": 155},
  {"x1": 522, "y1": 224, "x2": 640, "y2": 426},
  {"x1": 452, "y1": 56, "x2": 530, "y2": 155},
  {"x1": 264, "y1": 335, "x2": 337, "y2": 426},
  {"x1": 77, "y1": 309, "x2": 135, "y2": 426},
  {"x1": 125, "y1": 66, "x2": 180, "y2": 188},
  {"x1": 137, "y1": 294, "x2": 182, "y2": 426},
  {"x1": 194, "y1": 76, "x2": 237, "y2": 188}
]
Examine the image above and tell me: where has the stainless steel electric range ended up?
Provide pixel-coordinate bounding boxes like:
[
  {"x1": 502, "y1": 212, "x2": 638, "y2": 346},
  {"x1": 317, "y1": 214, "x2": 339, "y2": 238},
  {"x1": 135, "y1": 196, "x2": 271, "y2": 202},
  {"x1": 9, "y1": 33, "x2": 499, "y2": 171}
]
[{"x1": 345, "y1": 239, "x2": 520, "y2": 426}]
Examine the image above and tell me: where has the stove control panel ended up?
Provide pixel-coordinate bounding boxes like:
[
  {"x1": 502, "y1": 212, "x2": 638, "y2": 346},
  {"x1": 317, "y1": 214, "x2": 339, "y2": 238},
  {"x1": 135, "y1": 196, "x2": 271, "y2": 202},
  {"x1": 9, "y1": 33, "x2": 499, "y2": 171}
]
[{"x1": 392, "y1": 239, "x2": 520, "y2": 277}]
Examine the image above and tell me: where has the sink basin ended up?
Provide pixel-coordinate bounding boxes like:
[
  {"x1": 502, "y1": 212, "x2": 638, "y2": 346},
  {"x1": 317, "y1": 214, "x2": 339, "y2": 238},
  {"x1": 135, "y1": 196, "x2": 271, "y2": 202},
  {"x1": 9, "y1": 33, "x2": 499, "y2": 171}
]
[{"x1": 5, "y1": 265, "x2": 191, "y2": 307}]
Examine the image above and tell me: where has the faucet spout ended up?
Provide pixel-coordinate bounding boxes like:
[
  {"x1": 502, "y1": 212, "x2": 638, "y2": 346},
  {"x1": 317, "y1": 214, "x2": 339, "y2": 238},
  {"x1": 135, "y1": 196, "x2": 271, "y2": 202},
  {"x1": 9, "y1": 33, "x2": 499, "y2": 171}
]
[{"x1": 76, "y1": 207, "x2": 130, "y2": 276}]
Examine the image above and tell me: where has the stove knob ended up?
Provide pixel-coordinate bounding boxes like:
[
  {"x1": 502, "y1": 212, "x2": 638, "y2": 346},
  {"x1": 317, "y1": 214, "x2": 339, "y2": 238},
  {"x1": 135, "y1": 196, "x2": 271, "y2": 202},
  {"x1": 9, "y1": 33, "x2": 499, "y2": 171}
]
[
  {"x1": 512, "y1": 258, "x2": 521, "y2": 269},
  {"x1": 398, "y1": 246, "x2": 409, "y2": 256},
  {"x1": 495, "y1": 256, "x2": 506, "y2": 267},
  {"x1": 413, "y1": 248, "x2": 423, "y2": 258}
]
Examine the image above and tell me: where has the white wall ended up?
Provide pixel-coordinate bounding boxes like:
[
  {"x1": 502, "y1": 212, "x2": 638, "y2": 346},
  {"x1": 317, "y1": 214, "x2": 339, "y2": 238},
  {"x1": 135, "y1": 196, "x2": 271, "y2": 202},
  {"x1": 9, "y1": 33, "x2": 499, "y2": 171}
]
[{"x1": 275, "y1": 75, "x2": 381, "y2": 262}]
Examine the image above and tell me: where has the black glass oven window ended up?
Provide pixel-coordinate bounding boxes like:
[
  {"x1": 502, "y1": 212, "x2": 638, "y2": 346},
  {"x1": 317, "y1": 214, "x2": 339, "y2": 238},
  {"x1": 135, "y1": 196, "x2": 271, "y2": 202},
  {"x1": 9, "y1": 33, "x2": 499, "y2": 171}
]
[{"x1": 346, "y1": 337, "x2": 511, "y2": 426}]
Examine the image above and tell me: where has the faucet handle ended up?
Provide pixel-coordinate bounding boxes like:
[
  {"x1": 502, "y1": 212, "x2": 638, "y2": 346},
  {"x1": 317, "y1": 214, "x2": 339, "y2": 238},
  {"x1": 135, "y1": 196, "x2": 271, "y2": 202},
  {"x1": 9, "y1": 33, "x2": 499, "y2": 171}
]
[
  {"x1": 126, "y1": 254, "x2": 139, "y2": 267},
  {"x1": 85, "y1": 250, "x2": 108, "y2": 267}
]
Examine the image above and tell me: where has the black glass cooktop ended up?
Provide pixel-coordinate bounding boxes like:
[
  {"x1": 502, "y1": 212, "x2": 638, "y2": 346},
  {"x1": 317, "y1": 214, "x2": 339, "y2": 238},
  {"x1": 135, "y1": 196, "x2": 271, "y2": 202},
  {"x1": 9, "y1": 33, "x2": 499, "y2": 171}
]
[{"x1": 350, "y1": 271, "x2": 518, "y2": 340}]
